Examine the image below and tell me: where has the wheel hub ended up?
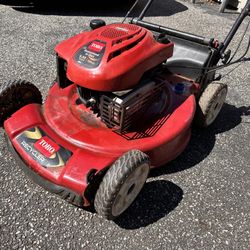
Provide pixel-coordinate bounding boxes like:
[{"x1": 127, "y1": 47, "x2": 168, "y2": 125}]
[
  {"x1": 111, "y1": 163, "x2": 149, "y2": 217},
  {"x1": 206, "y1": 88, "x2": 227, "y2": 125}
]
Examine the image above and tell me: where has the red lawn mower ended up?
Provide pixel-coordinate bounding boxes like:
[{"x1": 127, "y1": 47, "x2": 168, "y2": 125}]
[{"x1": 1, "y1": 0, "x2": 249, "y2": 220}]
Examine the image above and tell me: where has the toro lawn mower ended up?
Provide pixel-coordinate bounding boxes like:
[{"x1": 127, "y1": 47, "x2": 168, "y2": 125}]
[{"x1": 1, "y1": 0, "x2": 249, "y2": 220}]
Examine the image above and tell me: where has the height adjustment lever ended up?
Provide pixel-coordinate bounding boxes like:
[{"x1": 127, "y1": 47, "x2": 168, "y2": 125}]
[{"x1": 221, "y1": 50, "x2": 231, "y2": 64}]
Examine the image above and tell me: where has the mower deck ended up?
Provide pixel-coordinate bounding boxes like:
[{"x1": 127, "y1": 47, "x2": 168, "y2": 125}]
[{"x1": 4, "y1": 75, "x2": 196, "y2": 205}]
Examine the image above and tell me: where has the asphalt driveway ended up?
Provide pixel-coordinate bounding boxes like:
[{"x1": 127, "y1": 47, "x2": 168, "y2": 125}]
[{"x1": 0, "y1": 1, "x2": 249, "y2": 249}]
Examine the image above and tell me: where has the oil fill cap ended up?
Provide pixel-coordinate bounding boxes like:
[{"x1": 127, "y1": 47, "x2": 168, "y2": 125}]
[{"x1": 90, "y1": 19, "x2": 106, "y2": 30}]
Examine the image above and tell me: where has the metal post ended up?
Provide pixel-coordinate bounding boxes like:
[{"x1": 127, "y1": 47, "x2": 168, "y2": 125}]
[{"x1": 219, "y1": 0, "x2": 230, "y2": 13}]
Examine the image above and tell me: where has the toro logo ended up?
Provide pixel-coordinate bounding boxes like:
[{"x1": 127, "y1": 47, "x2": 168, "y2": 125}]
[
  {"x1": 34, "y1": 136, "x2": 60, "y2": 158},
  {"x1": 88, "y1": 41, "x2": 105, "y2": 53}
]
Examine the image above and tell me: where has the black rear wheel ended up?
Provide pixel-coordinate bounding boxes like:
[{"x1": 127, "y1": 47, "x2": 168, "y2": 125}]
[{"x1": 0, "y1": 80, "x2": 42, "y2": 126}]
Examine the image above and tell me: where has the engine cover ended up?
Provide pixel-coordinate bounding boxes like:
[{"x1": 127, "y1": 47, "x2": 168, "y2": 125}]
[{"x1": 55, "y1": 23, "x2": 174, "y2": 91}]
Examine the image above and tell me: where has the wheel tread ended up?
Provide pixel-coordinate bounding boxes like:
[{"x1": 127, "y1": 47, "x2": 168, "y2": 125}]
[
  {"x1": 0, "y1": 79, "x2": 42, "y2": 126},
  {"x1": 94, "y1": 150, "x2": 150, "y2": 220},
  {"x1": 195, "y1": 82, "x2": 228, "y2": 128}
]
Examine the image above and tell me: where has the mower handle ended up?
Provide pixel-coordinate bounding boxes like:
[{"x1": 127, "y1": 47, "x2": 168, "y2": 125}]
[
  {"x1": 131, "y1": 18, "x2": 213, "y2": 46},
  {"x1": 138, "y1": 0, "x2": 155, "y2": 20},
  {"x1": 135, "y1": 0, "x2": 250, "y2": 64}
]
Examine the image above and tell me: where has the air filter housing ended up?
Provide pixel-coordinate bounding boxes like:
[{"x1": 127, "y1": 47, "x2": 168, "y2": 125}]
[{"x1": 55, "y1": 23, "x2": 174, "y2": 91}]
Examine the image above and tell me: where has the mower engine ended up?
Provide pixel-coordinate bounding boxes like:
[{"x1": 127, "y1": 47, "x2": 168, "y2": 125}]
[{"x1": 55, "y1": 22, "x2": 174, "y2": 132}]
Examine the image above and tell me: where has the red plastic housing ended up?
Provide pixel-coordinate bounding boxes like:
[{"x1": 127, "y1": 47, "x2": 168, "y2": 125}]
[
  {"x1": 4, "y1": 74, "x2": 196, "y2": 205},
  {"x1": 55, "y1": 23, "x2": 174, "y2": 91}
]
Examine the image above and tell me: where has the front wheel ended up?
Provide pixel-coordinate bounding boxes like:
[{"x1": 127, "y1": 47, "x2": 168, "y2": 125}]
[
  {"x1": 0, "y1": 80, "x2": 42, "y2": 126},
  {"x1": 94, "y1": 150, "x2": 150, "y2": 220}
]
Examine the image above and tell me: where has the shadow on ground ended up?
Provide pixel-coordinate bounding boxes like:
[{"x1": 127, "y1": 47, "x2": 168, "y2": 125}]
[
  {"x1": 115, "y1": 180, "x2": 183, "y2": 229},
  {"x1": 2, "y1": 0, "x2": 188, "y2": 17},
  {"x1": 113, "y1": 103, "x2": 249, "y2": 229},
  {"x1": 114, "y1": 103, "x2": 249, "y2": 229},
  {"x1": 150, "y1": 103, "x2": 250, "y2": 177}
]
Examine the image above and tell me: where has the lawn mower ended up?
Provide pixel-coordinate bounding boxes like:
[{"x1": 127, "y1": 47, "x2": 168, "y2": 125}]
[{"x1": 0, "y1": 0, "x2": 249, "y2": 220}]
